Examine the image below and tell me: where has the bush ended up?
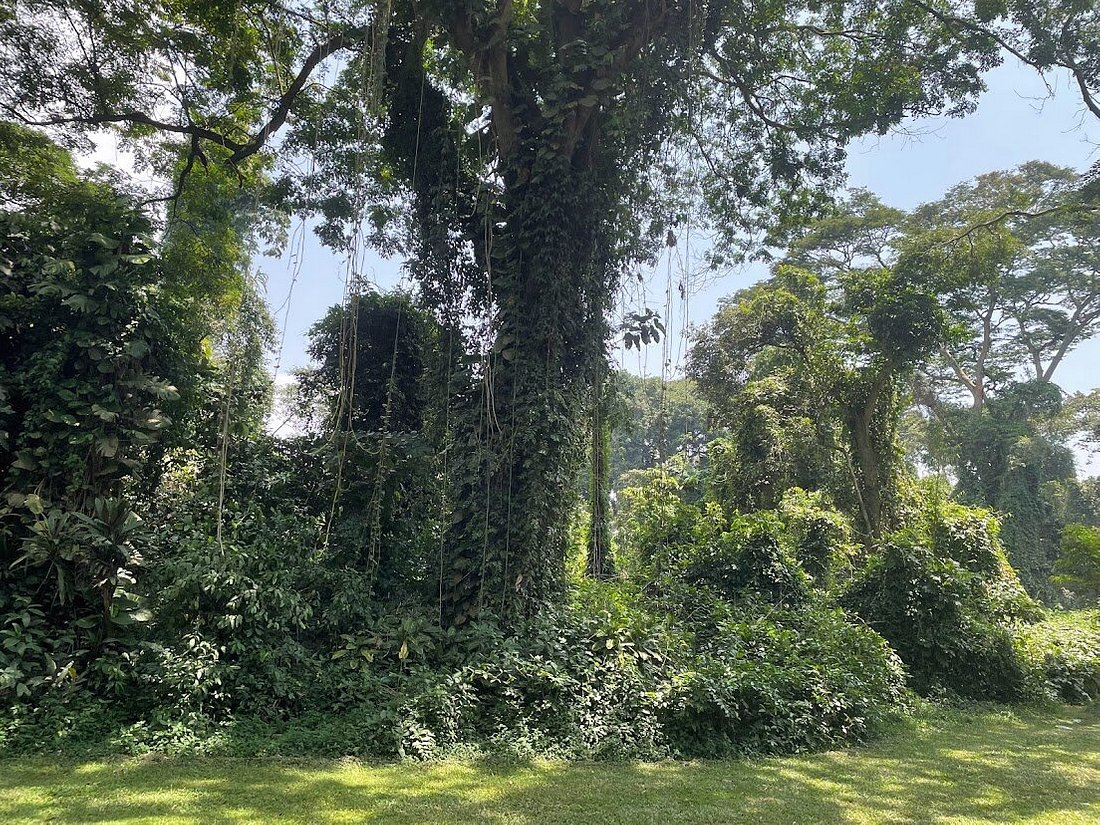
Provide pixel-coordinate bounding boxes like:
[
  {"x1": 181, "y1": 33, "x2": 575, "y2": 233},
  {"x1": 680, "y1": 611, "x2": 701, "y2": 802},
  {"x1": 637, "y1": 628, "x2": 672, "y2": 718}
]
[
  {"x1": 0, "y1": 499, "x2": 151, "y2": 706},
  {"x1": 1014, "y1": 609, "x2": 1100, "y2": 704},
  {"x1": 0, "y1": 596, "x2": 82, "y2": 702},
  {"x1": 661, "y1": 605, "x2": 905, "y2": 757},
  {"x1": 1053, "y1": 524, "x2": 1100, "y2": 603},
  {"x1": 614, "y1": 467, "x2": 720, "y2": 577},
  {"x1": 679, "y1": 513, "x2": 812, "y2": 608},
  {"x1": 140, "y1": 490, "x2": 324, "y2": 715},
  {"x1": 843, "y1": 529, "x2": 1034, "y2": 701},
  {"x1": 929, "y1": 502, "x2": 1039, "y2": 622},
  {"x1": 777, "y1": 487, "x2": 857, "y2": 590},
  {"x1": 1, "y1": 580, "x2": 910, "y2": 761},
  {"x1": 842, "y1": 498, "x2": 1053, "y2": 702}
]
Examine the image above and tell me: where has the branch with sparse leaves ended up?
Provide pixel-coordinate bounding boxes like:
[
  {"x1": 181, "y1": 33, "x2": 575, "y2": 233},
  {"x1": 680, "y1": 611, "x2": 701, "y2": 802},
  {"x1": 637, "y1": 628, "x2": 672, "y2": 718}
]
[{"x1": 6, "y1": 26, "x2": 369, "y2": 196}]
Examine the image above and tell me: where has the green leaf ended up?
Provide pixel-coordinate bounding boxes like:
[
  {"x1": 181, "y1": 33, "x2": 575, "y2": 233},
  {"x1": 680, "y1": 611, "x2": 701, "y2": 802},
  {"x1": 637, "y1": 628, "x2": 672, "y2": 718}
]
[
  {"x1": 96, "y1": 435, "x2": 120, "y2": 458},
  {"x1": 62, "y1": 294, "x2": 97, "y2": 313},
  {"x1": 91, "y1": 405, "x2": 119, "y2": 422},
  {"x1": 85, "y1": 232, "x2": 118, "y2": 249},
  {"x1": 124, "y1": 340, "x2": 149, "y2": 358}
]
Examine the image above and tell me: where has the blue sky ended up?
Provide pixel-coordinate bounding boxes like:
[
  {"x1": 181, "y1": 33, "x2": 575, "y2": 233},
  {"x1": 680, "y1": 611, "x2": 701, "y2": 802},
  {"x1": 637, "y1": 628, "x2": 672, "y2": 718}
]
[{"x1": 262, "y1": 59, "x2": 1100, "y2": 396}]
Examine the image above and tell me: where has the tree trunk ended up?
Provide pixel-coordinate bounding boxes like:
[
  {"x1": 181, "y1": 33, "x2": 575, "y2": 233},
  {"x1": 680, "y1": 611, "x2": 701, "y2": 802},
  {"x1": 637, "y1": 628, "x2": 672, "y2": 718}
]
[
  {"x1": 845, "y1": 370, "x2": 897, "y2": 540},
  {"x1": 378, "y1": 27, "x2": 612, "y2": 622},
  {"x1": 849, "y1": 411, "x2": 884, "y2": 538},
  {"x1": 443, "y1": 156, "x2": 612, "y2": 623}
]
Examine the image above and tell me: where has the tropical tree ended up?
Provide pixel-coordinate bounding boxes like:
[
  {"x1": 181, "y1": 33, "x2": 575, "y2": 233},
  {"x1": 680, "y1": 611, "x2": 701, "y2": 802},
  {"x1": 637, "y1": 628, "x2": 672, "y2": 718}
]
[
  {"x1": 691, "y1": 262, "x2": 945, "y2": 538},
  {"x1": 295, "y1": 290, "x2": 438, "y2": 435},
  {"x1": 762, "y1": 167, "x2": 1100, "y2": 586},
  {"x1": 909, "y1": 163, "x2": 1100, "y2": 410},
  {"x1": 783, "y1": 164, "x2": 1099, "y2": 414},
  {"x1": 0, "y1": 125, "x2": 202, "y2": 649},
  {"x1": 906, "y1": 0, "x2": 1100, "y2": 129}
]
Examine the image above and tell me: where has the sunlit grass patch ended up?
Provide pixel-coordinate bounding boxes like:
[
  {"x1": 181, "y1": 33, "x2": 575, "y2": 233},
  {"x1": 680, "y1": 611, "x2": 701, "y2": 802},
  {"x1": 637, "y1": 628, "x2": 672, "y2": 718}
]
[{"x1": 1, "y1": 703, "x2": 1096, "y2": 824}]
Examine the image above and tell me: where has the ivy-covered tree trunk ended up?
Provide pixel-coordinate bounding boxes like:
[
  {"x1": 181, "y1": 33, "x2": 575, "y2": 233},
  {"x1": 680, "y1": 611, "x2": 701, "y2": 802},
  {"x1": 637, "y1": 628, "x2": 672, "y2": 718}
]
[
  {"x1": 444, "y1": 156, "x2": 613, "y2": 623},
  {"x1": 844, "y1": 371, "x2": 901, "y2": 540},
  {"x1": 375, "y1": 20, "x2": 621, "y2": 622}
]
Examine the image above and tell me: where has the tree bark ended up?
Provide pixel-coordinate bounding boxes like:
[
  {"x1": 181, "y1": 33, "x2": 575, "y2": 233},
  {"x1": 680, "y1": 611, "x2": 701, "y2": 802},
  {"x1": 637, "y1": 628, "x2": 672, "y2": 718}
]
[{"x1": 845, "y1": 369, "x2": 896, "y2": 539}]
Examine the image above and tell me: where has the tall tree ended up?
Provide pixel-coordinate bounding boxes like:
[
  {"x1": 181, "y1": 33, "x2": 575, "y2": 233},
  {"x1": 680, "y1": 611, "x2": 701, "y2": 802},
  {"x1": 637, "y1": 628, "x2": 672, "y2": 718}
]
[
  {"x1": 690, "y1": 263, "x2": 945, "y2": 538},
  {"x1": 2, "y1": 0, "x2": 1024, "y2": 620},
  {"x1": 908, "y1": 163, "x2": 1100, "y2": 410},
  {"x1": 787, "y1": 165, "x2": 1100, "y2": 414},
  {"x1": 906, "y1": 0, "x2": 1100, "y2": 128},
  {"x1": 296, "y1": 291, "x2": 438, "y2": 435},
  {"x1": 292, "y1": 290, "x2": 442, "y2": 601}
]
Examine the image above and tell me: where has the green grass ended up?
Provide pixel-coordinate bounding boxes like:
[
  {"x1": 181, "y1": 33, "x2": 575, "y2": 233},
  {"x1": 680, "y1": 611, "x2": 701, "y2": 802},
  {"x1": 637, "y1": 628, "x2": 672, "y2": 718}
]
[{"x1": 1, "y1": 703, "x2": 1097, "y2": 824}]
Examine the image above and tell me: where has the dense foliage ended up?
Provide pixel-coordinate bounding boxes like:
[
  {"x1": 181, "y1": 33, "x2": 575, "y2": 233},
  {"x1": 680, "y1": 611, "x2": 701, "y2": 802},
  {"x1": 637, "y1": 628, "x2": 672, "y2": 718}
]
[
  {"x1": 1055, "y1": 525, "x2": 1100, "y2": 603},
  {"x1": 843, "y1": 499, "x2": 1039, "y2": 701},
  {"x1": 1, "y1": 0, "x2": 1100, "y2": 763}
]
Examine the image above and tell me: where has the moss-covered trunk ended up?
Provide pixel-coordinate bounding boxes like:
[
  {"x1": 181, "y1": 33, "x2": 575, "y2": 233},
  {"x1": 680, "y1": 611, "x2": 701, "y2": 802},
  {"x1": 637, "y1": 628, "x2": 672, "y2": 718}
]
[{"x1": 844, "y1": 369, "x2": 900, "y2": 540}]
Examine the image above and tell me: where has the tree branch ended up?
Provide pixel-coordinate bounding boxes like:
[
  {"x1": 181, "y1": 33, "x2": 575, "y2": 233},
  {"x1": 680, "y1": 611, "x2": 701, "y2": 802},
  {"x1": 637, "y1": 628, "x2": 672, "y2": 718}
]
[
  {"x1": 230, "y1": 28, "x2": 370, "y2": 162},
  {"x1": 10, "y1": 27, "x2": 368, "y2": 171},
  {"x1": 940, "y1": 204, "x2": 1100, "y2": 248},
  {"x1": 908, "y1": 0, "x2": 1100, "y2": 122}
]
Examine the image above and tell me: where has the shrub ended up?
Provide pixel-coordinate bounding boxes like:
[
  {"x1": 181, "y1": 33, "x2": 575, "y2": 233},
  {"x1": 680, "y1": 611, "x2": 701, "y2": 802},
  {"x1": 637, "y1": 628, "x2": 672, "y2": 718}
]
[
  {"x1": 928, "y1": 502, "x2": 1039, "y2": 622},
  {"x1": 1014, "y1": 609, "x2": 1100, "y2": 704},
  {"x1": 679, "y1": 513, "x2": 812, "y2": 608},
  {"x1": 661, "y1": 605, "x2": 905, "y2": 757},
  {"x1": 1053, "y1": 524, "x2": 1100, "y2": 602},
  {"x1": 0, "y1": 499, "x2": 151, "y2": 705},
  {"x1": 778, "y1": 487, "x2": 857, "y2": 590},
  {"x1": 842, "y1": 498, "x2": 1053, "y2": 702},
  {"x1": 2, "y1": 581, "x2": 910, "y2": 762},
  {"x1": 139, "y1": 495, "x2": 323, "y2": 715},
  {"x1": 0, "y1": 596, "x2": 81, "y2": 701},
  {"x1": 843, "y1": 529, "x2": 1034, "y2": 701},
  {"x1": 614, "y1": 467, "x2": 721, "y2": 577}
]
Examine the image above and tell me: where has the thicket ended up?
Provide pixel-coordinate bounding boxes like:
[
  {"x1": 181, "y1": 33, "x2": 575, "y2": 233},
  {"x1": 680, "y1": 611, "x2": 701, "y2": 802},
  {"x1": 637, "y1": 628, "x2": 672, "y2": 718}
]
[
  {"x1": 1, "y1": 425, "x2": 910, "y2": 758},
  {"x1": 3, "y1": 155, "x2": 1097, "y2": 756},
  {"x1": 1054, "y1": 524, "x2": 1100, "y2": 603},
  {"x1": 0, "y1": 136, "x2": 908, "y2": 757},
  {"x1": 2, "y1": 0, "x2": 1100, "y2": 759}
]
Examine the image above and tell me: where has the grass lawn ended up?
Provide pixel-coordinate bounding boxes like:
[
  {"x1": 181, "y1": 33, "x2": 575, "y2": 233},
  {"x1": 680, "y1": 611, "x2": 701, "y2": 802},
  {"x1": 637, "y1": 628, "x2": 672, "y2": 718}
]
[{"x1": 1, "y1": 703, "x2": 1097, "y2": 824}]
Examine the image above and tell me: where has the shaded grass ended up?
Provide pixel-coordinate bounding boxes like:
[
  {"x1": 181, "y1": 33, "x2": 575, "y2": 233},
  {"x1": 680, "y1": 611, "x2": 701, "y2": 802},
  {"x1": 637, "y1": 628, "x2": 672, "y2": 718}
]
[{"x1": 1, "y1": 703, "x2": 1097, "y2": 824}]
